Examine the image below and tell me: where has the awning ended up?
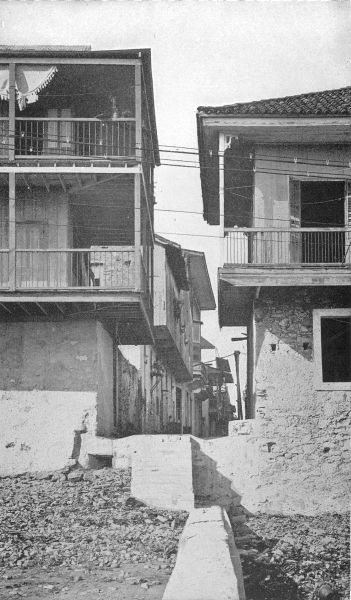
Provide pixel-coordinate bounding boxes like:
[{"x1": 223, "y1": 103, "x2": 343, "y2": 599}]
[{"x1": 0, "y1": 65, "x2": 57, "y2": 110}]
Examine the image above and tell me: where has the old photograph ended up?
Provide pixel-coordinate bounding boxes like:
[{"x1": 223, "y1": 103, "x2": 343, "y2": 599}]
[{"x1": 0, "y1": 1, "x2": 350, "y2": 599}]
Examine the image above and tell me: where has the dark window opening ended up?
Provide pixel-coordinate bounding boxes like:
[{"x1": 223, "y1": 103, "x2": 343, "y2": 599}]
[
  {"x1": 321, "y1": 316, "x2": 351, "y2": 382},
  {"x1": 301, "y1": 181, "x2": 345, "y2": 263},
  {"x1": 224, "y1": 141, "x2": 253, "y2": 228}
]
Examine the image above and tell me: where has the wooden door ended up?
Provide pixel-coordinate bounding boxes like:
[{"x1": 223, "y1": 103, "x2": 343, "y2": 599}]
[
  {"x1": 289, "y1": 179, "x2": 302, "y2": 263},
  {"x1": 45, "y1": 108, "x2": 73, "y2": 156}
]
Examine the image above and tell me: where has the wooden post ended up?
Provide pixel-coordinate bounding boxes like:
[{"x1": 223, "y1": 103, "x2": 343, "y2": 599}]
[
  {"x1": 219, "y1": 133, "x2": 225, "y2": 266},
  {"x1": 8, "y1": 172, "x2": 16, "y2": 290},
  {"x1": 134, "y1": 173, "x2": 141, "y2": 291},
  {"x1": 8, "y1": 63, "x2": 16, "y2": 161},
  {"x1": 234, "y1": 350, "x2": 243, "y2": 420},
  {"x1": 135, "y1": 63, "x2": 142, "y2": 162}
]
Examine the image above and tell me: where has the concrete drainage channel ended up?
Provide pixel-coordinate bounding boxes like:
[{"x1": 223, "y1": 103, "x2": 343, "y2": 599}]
[
  {"x1": 162, "y1": 506, "x2": 246, "y2": 600},
  {"x1": 85, "y1": 435, "x2": 246, "y2": 600}
]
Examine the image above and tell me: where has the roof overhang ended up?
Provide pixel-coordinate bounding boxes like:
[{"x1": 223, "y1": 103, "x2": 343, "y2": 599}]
[
  {"x1": 183, "y1": 248, "x2": 216, "y2": 310},
  {"x1": 199, "y1": 115, "x2": 351, "y2": 145}
]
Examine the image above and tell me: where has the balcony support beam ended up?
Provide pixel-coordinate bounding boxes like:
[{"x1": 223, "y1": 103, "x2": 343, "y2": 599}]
[
  {"x1": 134, "y1": 173, "x2": 141, "y2": 292},
  {"x1": 8, "y1": 172, "x2": 15, "y2": 291},
  {"x1": 0, "y1": 166, "x2": 142, "y2": 174}
]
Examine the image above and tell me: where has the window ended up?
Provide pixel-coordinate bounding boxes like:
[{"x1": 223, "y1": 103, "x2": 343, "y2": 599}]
[{"x1": 313, "y1": 309, "x2": 351, "y2": 390}]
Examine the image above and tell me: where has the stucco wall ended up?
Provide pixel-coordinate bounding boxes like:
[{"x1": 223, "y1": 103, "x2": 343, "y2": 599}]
[
  {"x1": 0, "y1": 319, "x2": 116, "y2": 472},
  {"x1": 96, "y1": 322, "x2": 114, "y2": 436},
  {"x1": 0, "y1": 320, "x2": 97, "y2": 390}
]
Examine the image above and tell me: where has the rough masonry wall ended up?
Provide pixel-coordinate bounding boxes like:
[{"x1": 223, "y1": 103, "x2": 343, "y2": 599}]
[
  {"x1": 191, "y1": 287, "x2": 350, "y2": 515},
  {"x1": 247, "y1": 286, "x2": 351, "y2": 513}
]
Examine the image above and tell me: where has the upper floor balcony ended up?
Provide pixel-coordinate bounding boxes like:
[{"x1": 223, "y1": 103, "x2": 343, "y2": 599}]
[{"x1": 0, "y1": 49, "x2": 159, "y2": 195}]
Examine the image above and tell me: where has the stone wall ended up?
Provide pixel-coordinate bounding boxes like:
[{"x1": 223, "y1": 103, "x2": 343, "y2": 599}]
[{"x1": 190, "y1": 287, "x2": 351, "y2": 515}]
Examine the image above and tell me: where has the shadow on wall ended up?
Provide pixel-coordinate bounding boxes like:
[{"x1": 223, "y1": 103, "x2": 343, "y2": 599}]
[
  {"x1": 190, "y1": 436, "x2": 245, "y2": 515},
  {"x1": 254, "y1": 287, "x2": 350, "y2": 363},
  {"x1": 190, "y1": 437, "x2": 301, "y2": 600}
]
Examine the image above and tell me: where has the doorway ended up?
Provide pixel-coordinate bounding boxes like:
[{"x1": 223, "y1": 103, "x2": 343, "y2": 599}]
[{"x1": 301, "y1": 180, "x2": 345, "y2": 263}]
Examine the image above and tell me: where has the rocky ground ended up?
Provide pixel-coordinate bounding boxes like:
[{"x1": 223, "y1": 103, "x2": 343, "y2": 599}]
[
  {"x1": 232, "y1": 512, "x2": 350, "y2": 600},
  {"x1": 0, "y1": 466, "x2": 349, "y2": 600},
  {"x1": 0, "y1": 467, "x2": 188, "y2": 600}
]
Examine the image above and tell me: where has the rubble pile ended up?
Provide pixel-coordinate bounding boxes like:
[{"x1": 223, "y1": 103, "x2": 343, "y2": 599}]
[
  {"x1": 232, "y1": 513, "x2": 350, "y2": 600},
  {"x1": 0, "y1": 468, "x2": 188, "y2": 572}
]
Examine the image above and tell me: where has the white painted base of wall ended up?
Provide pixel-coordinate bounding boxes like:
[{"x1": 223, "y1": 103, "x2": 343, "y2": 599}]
[
  {"x1": 163, "y1": 506, "x2": 245, "y2": 600},
  {"x1": 131, "y1": 435, "x2": 194, "y2": 511},
  {"x1": 0, "y1": 390, "x2": 97, "y2": 476}
]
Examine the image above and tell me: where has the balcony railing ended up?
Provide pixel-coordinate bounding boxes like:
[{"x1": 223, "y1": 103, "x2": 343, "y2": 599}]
[
  {"x1": 224, "y1": 228, "x2": 351, "y2": 266},
  {"x1": 0, "y1": 118, "x2": 136, "y2": 159},
  {"x1": 0, "y1": 248, "x2": 141, "y2": 290}
]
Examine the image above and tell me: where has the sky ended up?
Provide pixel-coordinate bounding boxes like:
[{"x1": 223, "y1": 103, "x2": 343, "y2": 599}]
[{"x1": 1, "y1": 0, "x2": 350, "y2": 395}]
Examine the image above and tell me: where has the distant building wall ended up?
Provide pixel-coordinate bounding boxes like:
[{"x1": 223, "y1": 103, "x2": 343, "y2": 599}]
[{"x1": 117, "y1": 347, "x2": 142, "y2": 435}]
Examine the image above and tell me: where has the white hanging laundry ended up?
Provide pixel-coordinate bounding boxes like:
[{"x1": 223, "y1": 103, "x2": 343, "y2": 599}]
[{"x1": 0, "y1": 64, "x2": 57, "y2": 110}]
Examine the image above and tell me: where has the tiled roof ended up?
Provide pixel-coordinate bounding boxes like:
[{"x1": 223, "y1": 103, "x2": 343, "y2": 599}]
[{"x1": 198, "y1": 86, "x2": 351, "y2": 116}]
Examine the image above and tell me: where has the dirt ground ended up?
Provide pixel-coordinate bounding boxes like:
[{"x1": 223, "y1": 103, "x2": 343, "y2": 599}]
[
  {"x1": 0, "y1": 467, "x2": 186, "y2": 600},
  {"x1": 0, "y1": 563, "x2": 170, "y2": 600}
]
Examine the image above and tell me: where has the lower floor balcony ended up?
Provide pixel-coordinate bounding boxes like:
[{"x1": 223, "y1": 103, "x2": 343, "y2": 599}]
[
  {"x1": 0, "y1": 247, "x2": 153, "y2": 344},
  {"x1": 224, "y1": 227, "x2": 351, "y2": 266}
]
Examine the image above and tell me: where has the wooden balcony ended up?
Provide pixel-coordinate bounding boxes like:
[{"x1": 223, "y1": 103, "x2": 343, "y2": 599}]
[
  {"x1": 0, "y1": 247, "x2": 153, "y2": 343},
  {"x1": 224, "y1": 227, "x2": 351, "y2": 267},
  {"x1": 219, "y1": 227, "x2": 351, "y2": 326},
  {"x1": 0, "y1": 117, "x2": 137, "y2": 161}
]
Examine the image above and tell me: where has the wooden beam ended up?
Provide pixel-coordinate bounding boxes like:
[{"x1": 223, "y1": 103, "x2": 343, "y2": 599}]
[
  {"x1": 0, "y1": 302, "x2": 12, "y2": 314},
  {"x1": 35, "y1": 302, "x2": 48, "y2": 316},
  {"x1": 8, "y1": 172, "x2": 15, "y2": 290},
  {"x1": 18, "y1": 303, "x2": 31, "y2": 316},
  {"x1": 135, "y1": 64, "x2": 142, "y2": 162},
  {"x1": 0, "y1": 292, "x2": 141, "y2": 303},
  {"x1": 0, "y1": 166, "x2": 142, "y2": 174},
  {"x1": 55, "y1": 303, "x2": 66, "y2": 315},
  {"x1": 134, "y1": 174, "x2": 141, "y2": 292},
  {"x1": 41, "y1": 174, "x2": 50, "y2": 193},
  {"x1": 220, "y1": 267, "x2": 351, "y2": 287},
  {"x1": 203, "y1": 116, "x2": 351, "y2": 129},
  {"x1": 0, "y1": 58, "x2": 140, "y2": 66},
  {"x1": 58, "y1": 175, "x2": 67, "y2": 192}
]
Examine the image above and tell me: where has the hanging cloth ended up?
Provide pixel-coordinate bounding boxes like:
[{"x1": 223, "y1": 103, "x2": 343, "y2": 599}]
[{"x1": 0, "y1": 65, "x2": 57, "y2": 110}]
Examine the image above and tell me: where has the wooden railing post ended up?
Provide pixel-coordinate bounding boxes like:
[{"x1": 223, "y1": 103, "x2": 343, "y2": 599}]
[{"x1": 8, "y1": 173, "x2": 16, "y2": 290}]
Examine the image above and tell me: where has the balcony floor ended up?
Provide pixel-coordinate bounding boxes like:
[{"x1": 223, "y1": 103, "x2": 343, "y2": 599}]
[
  {"x1": 0, "y1": 293, "x2": 153, "y2": 344},
  {"x1": 220, "y1": 264, "x2": 351, "y2": 287}
]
